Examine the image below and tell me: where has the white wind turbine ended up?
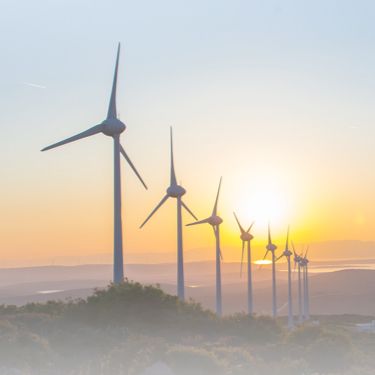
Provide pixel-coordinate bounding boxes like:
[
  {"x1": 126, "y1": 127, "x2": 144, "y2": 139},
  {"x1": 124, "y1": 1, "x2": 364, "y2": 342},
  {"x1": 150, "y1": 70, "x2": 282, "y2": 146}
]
[
  {"x1": 301, "y1": 247, "x2": 310, "y2": 321},
  {"x1": 41, "y1": 44, "x2": 147, "y2": 284},
  {"x1": 262, "y1": 223, "x2": 278, "y2": 318},
  {"x1": 292, "y1": 243, "x2": 303, "y2": 324},
  {"x1": 276, "y1": 226, "x2": 294, "y2": 329},
  {"x1": 187, "y1": 178, "x2": 224, "y2": 316},
  {"x1": 139, "y1": 128, "x2": 197, "y2": 301},
  {"x1": 233, "y1": 213, "x2": 254, "y2": 315}
]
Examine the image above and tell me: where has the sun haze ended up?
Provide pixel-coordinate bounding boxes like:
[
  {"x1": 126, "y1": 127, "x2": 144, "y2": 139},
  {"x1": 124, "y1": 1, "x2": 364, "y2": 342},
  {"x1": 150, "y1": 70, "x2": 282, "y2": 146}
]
[{"x1": 1, "y1": 1, "x2": 375, "y2": 266}]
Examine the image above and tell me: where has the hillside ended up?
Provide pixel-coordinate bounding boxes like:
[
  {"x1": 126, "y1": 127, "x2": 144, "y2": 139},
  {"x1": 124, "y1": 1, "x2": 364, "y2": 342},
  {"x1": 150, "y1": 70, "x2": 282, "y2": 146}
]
[
  {"x1": 0, "y1": 281, "x2": 374, "y2": 375},
  {"x1": 1, "y1": 264, "x2": 375, "y2": 316}
]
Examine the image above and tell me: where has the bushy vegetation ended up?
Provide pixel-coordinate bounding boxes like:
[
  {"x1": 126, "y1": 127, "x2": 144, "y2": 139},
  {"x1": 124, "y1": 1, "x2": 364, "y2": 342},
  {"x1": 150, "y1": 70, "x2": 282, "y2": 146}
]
[{"x1": 0, "y1": 281, "x2": 373, "y2": 374}]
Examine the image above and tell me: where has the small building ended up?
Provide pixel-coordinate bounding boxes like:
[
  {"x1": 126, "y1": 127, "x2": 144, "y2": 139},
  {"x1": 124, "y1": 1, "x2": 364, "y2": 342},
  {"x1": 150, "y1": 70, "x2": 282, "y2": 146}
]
[
  {"x1": 356, "y1": 320, "x2": 375, "y2": 333},
  {"x1": 141, "y1": 361, "x2": 174, "y2": 375}
]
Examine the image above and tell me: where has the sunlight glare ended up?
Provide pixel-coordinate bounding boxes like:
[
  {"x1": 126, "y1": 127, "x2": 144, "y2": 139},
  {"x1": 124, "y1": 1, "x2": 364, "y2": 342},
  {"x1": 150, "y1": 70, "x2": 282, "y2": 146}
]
[
  {"x1": 254, "y1": 260, "x2": 272, "y2": 265},
  {"x1": 246, "y1": 188, "x2": 289, "y2": 227}
]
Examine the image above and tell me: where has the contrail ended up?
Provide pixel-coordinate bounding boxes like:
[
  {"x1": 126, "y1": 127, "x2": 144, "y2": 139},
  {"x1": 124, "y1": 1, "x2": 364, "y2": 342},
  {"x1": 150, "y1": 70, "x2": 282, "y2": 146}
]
[{"x1": 22, "y1": 82, "x2": 47, "y2": 89}]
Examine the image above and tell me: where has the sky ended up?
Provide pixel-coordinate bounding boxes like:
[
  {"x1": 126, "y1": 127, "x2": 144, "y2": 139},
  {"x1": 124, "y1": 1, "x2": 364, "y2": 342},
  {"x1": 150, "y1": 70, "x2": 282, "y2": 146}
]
[{"x1": 1, "y1": 0, "x2": 375, "y2": 266}]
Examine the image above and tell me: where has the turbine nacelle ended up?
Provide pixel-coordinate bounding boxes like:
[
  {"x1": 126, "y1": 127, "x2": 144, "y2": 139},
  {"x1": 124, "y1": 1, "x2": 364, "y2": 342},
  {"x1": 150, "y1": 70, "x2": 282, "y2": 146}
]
[
  {"x1": 167, "y1": 184, "x2": 186, "y2": 198},
  {"x1": 267, "y1": 243, "x2": 277, "y2": 252},
  {"x1": 101, "y1": 118, "x2": 126, "y2": 136},
  {"x1": 283, "y1": 249, "x2": 293, "y2": 257},
  {"x1": 301, "y1": 258, "x2": 309, "y2": 266},
  {"x1": 293, "y1": 247, "x2": 302, "y2": 264},
  {"x1": 209, "y1": 215, "x2": 223, "y2": 226},
  {"x1": 186, "y1": 214, "x2": 223, "y2": 228},
  {"x1": 241, "y1": 232, "x2": 253, "y2": 242}
]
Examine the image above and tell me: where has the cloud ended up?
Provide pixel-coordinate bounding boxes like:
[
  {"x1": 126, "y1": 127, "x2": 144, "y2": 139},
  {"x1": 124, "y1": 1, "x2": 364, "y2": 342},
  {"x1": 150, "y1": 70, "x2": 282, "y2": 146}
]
[{"x1": 22, "y1": 81, "x2": 47, "y2": 89}]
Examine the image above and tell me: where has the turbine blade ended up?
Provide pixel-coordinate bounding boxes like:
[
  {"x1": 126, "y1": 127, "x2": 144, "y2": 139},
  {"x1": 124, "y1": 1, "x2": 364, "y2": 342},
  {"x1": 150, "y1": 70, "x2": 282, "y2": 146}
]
[
  {"x1": 119, "y1": 144, "x2": 148, "y2": 190},
  {"x1": 170, "y1": 127, "x2": 177, "y2": 186},
  {"x1": 212, "y1": 177, "x2": 222, "y2": 216},
  {"x1": 246, "y1": 221, "x2": 255, "y2": 233},
  {"x1": 181, "y1": 200, "x2": 198, "y2": 221},
  {"x1": 139, "y1": 195, "x2": 169, "y2": 228},
  {"x1": 41, "y1": 124, "x2": 103, "y2": 151},
  {"x1": 263, "y1": 250, "x2": 270, "y2": 261},
  {"x1": 186, "y1": 217, "x2": 210, "y2": 227},
  {"x1": 240, "y1": 241, "x2": 245, "y2": 277},
  {"x1": 304, "y1": 246, "x2": 309, "y2": 259},
  {"x1": 268, "y1": 222, "x2": 272, "y2": 245},
  {"x1": 291, "y1": 241, "x2": 296, "y2": 253},
  {"x1": 276, "y1": 254, "x2": 284, "y2": 262},
  {"x1": 258, "y1": 250, "x2": 269, "y2": 270},
  {"x1": 107, "y1": 43, "x2": 120, "y2": 119},
  {"x1": 233, "y1": 212, "x2": 245, "y2": 234},
  {"x1": 292, "y1": 241, "x2": 299, "y2": 260},
  {"x1": 285, "y1": 225, "x2": 290, "y2": 251}
]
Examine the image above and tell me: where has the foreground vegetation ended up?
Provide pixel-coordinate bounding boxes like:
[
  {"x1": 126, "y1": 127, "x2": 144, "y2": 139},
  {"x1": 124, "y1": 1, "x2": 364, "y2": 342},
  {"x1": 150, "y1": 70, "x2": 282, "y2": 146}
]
[{"x1": 0, "y1": 281, "x2": 374, "y2": 374}]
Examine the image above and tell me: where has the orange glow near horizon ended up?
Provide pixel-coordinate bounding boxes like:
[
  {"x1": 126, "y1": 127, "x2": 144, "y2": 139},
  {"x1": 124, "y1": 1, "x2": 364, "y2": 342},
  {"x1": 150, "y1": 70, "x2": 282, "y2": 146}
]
[
  {"x1": 1, "y1": 156, "x2": 375, "y2": 268},
  {"x1": 1, "y1": 165, "x2": 374, "y2": 267},
  {"x1": 3, "y1": 0, "x2": 375, "y2": 270}
]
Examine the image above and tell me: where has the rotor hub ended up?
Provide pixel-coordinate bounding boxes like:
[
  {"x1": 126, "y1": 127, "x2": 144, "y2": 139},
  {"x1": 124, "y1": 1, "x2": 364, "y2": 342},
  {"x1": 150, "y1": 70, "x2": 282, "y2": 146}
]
[
  {"x1": 241, "y1": 233, "x2": 253, "y2": 241},
  {"x1": 209, "y1": 215, "x2": 223, "y2": 226},
  {"x1": 167, "y1": 185, "x2": 186, "y2": 198},
  {"x1": 267, "y1": 244, "x2": 277, "y2": 252},
  {"x1": 284, "y1": 249, "x2": 293, "y2": 257},
  {"x1": 300, "y1": 259, "x2": 307, "y2": 266},
  {"x1": 102, "y1": 118, "x2": 126, "y2": 136}
]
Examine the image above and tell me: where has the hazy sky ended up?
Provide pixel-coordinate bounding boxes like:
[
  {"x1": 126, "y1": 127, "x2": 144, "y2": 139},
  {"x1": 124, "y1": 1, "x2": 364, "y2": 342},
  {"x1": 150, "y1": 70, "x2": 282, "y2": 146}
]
[{"x1": 1, "y1": 0, "x2": 375, "y2": 265}]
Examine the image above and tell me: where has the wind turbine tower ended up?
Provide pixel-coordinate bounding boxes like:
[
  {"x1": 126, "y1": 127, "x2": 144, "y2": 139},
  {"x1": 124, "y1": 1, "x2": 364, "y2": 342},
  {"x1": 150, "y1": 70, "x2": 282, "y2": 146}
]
[
  {"x1": 233, "y1": 213, "x2": 254, "y2": 315},
  {"x1": 187, "y1": 178, "x2": 224, "y2": 316},
  {"x1": 292, "y1": 244, "x2": 303, "y2": 324},
  {"x1": 262, "y1": 223, "x2": 278, "y2": 318},
  {"x1": 41, "y1": 44, "x2": 147, "y2": 284},
  {"x1": 139, "y1": 128, "x2": 197, "y2": 301},
  {"x1": 301, "y1": 247, "x2": 310, "y2": 321},
  {"x1": 276, "y1": 226, "x2": 294, "y2": 329}
]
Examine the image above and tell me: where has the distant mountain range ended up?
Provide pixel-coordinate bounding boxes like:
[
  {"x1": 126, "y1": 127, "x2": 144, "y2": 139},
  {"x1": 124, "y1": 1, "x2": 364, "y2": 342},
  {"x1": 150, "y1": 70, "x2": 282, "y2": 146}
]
[
  {"x1": 0, "y1": 260, "x2": 374, "y2": 317},
  {"x1": 2, "y1": 240, "x2": 375, "y2": 267}
]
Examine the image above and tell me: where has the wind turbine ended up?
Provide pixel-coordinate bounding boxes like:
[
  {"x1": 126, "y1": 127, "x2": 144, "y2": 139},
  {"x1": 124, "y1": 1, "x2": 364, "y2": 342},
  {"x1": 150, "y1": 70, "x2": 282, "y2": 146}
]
[
  {"x1": 301, "y1": 246, "x2": 310, "y2": 321},
  {"x1": 139, "y1": 128, "x2": 197, "y2": 301},
  {"x1": 292, "y1": 243, "x2": 303, "y2": 324},
  {"x1": 187, "y1": 178, "x2": 224, "y2": 316},
  {"x1": 233, "y1": 213, "x2": 254, "y2": 315},
  {"x1": 276, "y1": 226, "x2": 293, "y2": 329},
  {"x1": 262, "y1": 223, "x2": 278, "y2": 318},
  {"x1": 41, "y1": 44, "x2": 147, "y2": 284}
]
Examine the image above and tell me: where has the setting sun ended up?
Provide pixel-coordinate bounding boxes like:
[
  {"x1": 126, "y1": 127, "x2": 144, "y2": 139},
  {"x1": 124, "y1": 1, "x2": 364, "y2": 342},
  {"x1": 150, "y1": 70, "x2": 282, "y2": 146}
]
[{"x1": 245, "y1": 188, "x2": 289, "y2": 227}]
